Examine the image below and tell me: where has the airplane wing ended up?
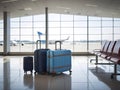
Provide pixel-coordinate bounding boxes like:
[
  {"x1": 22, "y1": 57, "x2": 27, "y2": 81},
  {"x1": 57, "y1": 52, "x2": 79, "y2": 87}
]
[
  {"x1": 37, "y1": 31, "x2": 70, "y2": 44},
  {"x1": 49, "y1": 36, "x2": 70, "y2": 44}
]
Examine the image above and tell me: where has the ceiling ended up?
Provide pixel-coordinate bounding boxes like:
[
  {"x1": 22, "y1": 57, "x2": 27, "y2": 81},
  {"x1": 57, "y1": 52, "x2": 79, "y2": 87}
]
[{"x1": 0, "y1": 0, "x2": 120, "y2": 19}]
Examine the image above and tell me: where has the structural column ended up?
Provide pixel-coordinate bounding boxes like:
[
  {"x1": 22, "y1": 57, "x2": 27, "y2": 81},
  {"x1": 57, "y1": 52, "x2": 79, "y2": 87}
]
[
  {"x1": 45, "y1": 7, "x2": 48, "y2": 49},
  {"x1": 3, "y1": 11, "x2": 10, "y2": 55}
]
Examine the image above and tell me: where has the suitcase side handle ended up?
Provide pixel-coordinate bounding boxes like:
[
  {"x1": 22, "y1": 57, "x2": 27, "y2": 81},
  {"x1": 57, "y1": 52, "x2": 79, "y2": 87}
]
[
  {"x1": 55, "y1": 41, "x2": 62, "y2": 50},
  {"x1": 36, "y1": 40, "x2": 41, "y2": 49}
]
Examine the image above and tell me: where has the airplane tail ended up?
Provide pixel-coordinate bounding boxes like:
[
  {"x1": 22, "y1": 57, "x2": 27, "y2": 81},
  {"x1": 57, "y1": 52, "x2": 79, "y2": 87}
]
[
  {"x1": 37, "y1": 31, "x2": 43, "y2": 40},
  {"x1": 66, "y1": 36, "x2": 70, "y2": 40},
  {"x1": 61, "y1": 36, "x2": 70, "y2": 42}
]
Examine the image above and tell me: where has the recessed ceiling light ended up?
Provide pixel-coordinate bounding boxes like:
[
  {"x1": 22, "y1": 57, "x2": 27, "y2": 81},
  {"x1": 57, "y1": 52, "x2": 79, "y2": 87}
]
[
  {"x1": 24, "y1": 8, "x2": 32, "y2": 11},
  {"x1": 57, "y1": 6, "x2": 71, "y2": 10},
  {"x1": 31, "y1": 0, "x2": 37, "y2": 1},
  {"x1": 1, "y1": 0, "x2": 18, "y2": 3},
  {"x1": 85, "y1": 4, "x2": 98, "y2": 7}
]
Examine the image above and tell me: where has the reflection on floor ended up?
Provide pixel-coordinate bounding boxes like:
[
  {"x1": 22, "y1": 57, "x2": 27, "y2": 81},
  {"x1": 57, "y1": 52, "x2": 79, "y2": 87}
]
[{"x1": 0, "y1": 56, "x2": 120, "y2": 90}]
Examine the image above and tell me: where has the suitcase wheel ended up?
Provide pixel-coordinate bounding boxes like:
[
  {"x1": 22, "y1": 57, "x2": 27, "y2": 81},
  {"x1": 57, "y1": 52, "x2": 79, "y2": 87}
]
[
  {"x1": 34, "y1": 72, "x2": 37, "y2": 74},
  {"x1": 69, "y1": 70, "x2": 72, "y2": 75},
  {"x1": 24, "y1": 70, "x2": 33, "y2": 74},
  {"x1": 30, "y1": 70, "x2": 33, "y2": 74},
  {"x1": 24, "y1": 71, "x2": 27, "y2": 74}
]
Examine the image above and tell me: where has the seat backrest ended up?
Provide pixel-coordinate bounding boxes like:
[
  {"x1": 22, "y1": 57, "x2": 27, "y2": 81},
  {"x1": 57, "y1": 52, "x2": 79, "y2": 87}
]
[
  {"x1": 107, "y1": 41, "x2": 116, "y2": 53},
  {"x1": 112, "y1": 41, "x2": 120, "y2": 54},
  {"x1": 102, "y1": 41, "x2": 111, "y2": 53},
  {"x1": 101, "y1": 40, "x2": 107, "y2": 51}
]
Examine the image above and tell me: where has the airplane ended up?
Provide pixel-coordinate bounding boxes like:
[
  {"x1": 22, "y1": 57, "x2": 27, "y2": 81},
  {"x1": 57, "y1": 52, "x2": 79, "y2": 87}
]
[
  {"x1": 37, "y1": 31, "x2": 70, "y2": 44},
  {"x1": 0, "y1": 40, "x2": 24, "y2": 46}
]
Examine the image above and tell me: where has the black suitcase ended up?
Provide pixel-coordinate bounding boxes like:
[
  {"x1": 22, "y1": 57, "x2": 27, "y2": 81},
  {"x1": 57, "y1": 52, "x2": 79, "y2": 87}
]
[
  {"x1": 23, "y1": 56, "x2": 33, "y2": 74},
  {"x1": 34, "y1": 40, "x2": 49, "y2": 74}
]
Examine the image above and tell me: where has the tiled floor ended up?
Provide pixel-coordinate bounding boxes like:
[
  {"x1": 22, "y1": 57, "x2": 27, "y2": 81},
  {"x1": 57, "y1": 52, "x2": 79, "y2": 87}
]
[{"x1": 0, "y1": 56, "x2": 120, "y2": 90}]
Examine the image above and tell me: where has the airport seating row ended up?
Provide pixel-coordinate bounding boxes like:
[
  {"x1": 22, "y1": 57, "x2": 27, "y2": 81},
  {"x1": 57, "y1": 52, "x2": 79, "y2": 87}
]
[{"x1": 91, "y1": 40, "x2": 120, "y2": 78}]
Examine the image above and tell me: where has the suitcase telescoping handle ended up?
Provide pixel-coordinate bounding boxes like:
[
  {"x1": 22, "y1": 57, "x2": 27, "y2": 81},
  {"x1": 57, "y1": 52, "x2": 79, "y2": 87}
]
[
  {"x1": 36, "y1": 40, "x2": 41, "y2": 49},
  {"x1": 55, "y1": 41, "x2": 62, "y2": 50}
]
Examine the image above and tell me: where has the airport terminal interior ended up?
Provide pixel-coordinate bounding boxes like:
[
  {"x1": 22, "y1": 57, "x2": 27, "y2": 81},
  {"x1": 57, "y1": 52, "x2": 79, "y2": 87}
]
[{"x1": 1, "y1": 0, "x2": 120, "y2": 90}]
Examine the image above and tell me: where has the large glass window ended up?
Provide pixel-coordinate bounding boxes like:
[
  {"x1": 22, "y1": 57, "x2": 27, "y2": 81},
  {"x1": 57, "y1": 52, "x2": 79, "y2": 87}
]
[{"x1": 7, "y1": 14, "x2": 120, "y2": 54}]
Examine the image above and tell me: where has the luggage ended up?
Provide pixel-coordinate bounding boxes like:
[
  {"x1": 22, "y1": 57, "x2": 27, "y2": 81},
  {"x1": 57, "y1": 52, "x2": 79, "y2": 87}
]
[
  {"x1": 34, "y1": 40, "x2": 49, "y2": 74},
  {"x1": 47, "y1": 41, "x2": 72, "y2": 74},
  {"x1": 23, "y1": 56, "x2": 33, "y2": 74}
]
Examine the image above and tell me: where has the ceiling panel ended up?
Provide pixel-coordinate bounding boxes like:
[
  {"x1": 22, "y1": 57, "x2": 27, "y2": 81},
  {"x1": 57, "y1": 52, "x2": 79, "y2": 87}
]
[{"x1": 0, "y1": 0, "x2": 120, "y2": 19}]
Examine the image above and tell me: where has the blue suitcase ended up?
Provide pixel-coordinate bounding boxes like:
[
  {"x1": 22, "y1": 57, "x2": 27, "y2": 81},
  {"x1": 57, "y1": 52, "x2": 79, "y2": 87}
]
[
  {"x1": 23, "y1": 56, "x2": 33, "y2": 74},
  {"x1": 34, "y1": 40, "x2": 49, "y2": 74},
  {"x1": 47, "y1": 41, "x2": 72, "y2": 74}
]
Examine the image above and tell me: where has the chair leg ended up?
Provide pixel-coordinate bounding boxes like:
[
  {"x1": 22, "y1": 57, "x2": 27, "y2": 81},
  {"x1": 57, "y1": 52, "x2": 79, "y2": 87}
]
[
  {"x1": 90, "y1": 55, "x2": 99, "y2": 64},
  {"x1": 111, "y1": 64, "x2": 120, "y2": 79}
]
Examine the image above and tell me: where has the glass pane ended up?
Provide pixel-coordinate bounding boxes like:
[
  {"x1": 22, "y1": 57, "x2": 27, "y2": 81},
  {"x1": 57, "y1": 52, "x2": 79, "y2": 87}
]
[
  {"x1": 102, "y1": 28, "x2": 112, "y2": 34},
  {"x1": 114, "y1": 28, "x2": 120, "y2": 34},
  {"x1": 49, "y1": 35, "x2": 60, "y2": 41},
  {"x1": 49, "y1": 22, "x2": 60, "y2": 27},
  {"x1": 34, "y1": 22, "x2": 45, "y2": 27},
  {"x1": 102, "y1": 17, "x2": 112, "y2": 20},
  {"x1": 74, "y1": 28, "x2": 87, "y2": 34},
  {"x1": 21, "y1": 28, "x2": 32, "y2": 35},
  {"x1": 11, "y1": 36, "x2": 20, "y2": 41},
  {"x1": 102, "y1": 35, "x2": 113, "y2": 41},
  {"x1": 61, "y1": 14, "x2": 73, "y2": 21},
  {"x1": 11, "y1": 22, "x2": 19, "y2": 27},
  {"x1": 0, "y1": 23, "x2": 3, "y2": 28},
  {"x1": 102, "y1": 21, "x2": 112, "y2": 27},
  {"x1": 61, "y1": 22, "x2": 73, "y2": 27},
  {"x1": 11, "y1": 18, "x2": 19, "y2": 21},
  {"x1": 34, "y1": 14, "x2": 45, "y2": 21},
  {"x1": 74, "y1": 15, "x2": 87, "y2": 21},
  {"x1": 11, "y1": 28, "x2": 19, "y2": 35},
  {"x1": 74, "y1": 21, "x2": 87, "y2": 27},
  {"x1": 89, "y1": 16, "x2": 101, "y2": 20},
  {"x1": 114, "y1": 21, "x2": 120, "y2": 27},
  {"x1": 49, "y1": 28, "x2": 60, "y2": 35},
  {"x1": 89, "y1": 21, "x2": 101, "y2": 27},
  {"x1": 21, "y1": 16, "x2": 32, "y2": 21},
  {"x1": 89, "y1": 35, "x2": 101, "y2": 41},
  {"x1": 33, "y1": 28, "x2": 45, "y2": 36},
  {"x1": 0, "y1": 29, "x2": 3, "y2": 35},
  {"x1": 114, "y1": 35, "x2": 120, "y2": 40},
  {"x1": 114, "y1": 18, "x2": 120, "y2": 20},
  {"x1": 21, "y1": 22, "x2": 32, "y2": 27},
  {"x1": 89, "y1": 28, "x2": 101, "y2": 34},
  {"x1": 61, "y1": 28, "x2": 73, "y2": 34},
  {"x1": 34, "y1": 35, "x2": 45, "y2": 43},
  {"x1": 49, "y1": 14, "x2": 60, "y2": 21}
]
